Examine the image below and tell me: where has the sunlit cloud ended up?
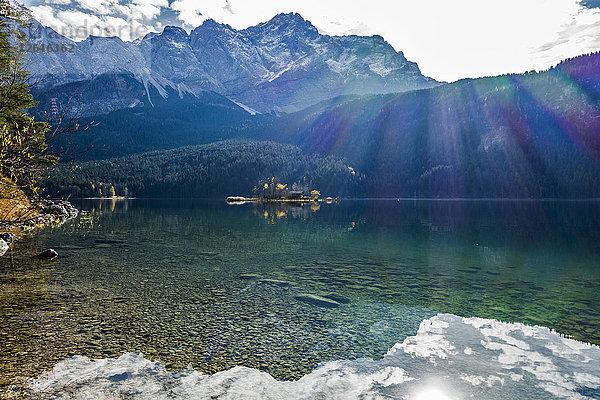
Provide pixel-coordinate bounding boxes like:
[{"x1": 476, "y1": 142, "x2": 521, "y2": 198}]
[
  {"x1": 410, "y1": 380, "x2": 458, "y2": 400},
  {"x1": 45, "y1": 0, "x2": 72, "y2": 5},
  {"x1": 580, "y1": 0, "x2": 600, "y2": 9},
  {"x1": 536, "y1": 7, "x2": 600, "y2": 66},
  {"x1": 413, "y1": 388, "x2": 455, "y2": 400},
  {"x1": 27, "y1": 0, "x2": 165, "y2": 41}
]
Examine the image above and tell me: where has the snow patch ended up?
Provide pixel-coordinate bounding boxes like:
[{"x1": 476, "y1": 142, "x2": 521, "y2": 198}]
[{"x1": 229, "y1": 98, "x2": 260, "y2": 115}]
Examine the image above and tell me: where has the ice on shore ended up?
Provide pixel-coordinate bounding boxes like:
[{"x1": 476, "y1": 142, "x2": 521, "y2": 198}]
[{"x1": 29, "y1": 314, "x2": 600, "y2": 399}]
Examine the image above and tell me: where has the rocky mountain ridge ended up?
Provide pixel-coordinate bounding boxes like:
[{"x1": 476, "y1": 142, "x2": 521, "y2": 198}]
[{"x1": 25, "y1": 13, "x2": 440, "y2": 114}]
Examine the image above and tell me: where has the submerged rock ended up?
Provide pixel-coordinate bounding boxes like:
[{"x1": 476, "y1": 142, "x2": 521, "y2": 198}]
[
  {"x1": 0, "y1": 233, "x2": 17, "y2": 245},
  {"x1": 239, "y1": 274, "x2": 261, "y2": 280},
  {"x1": 318, "y1": 293, "x2": 351, "y2": 304},
  {"x1": 0, "y1": 233, "x2": 18, "y2": 256},
  {"x1": 95, "y1": 239, "x2": 125, "y2": 245},
  {"x1": 0, "y1": 239, "x2": 9, "y2": 256},
  {"x1": 260, "y1": 279, "x2": 296, "y2": 286},
  {"x1": 294, "y1": 294, "x2": 340, "y2": 308},
  {"x1": 33, "y1": 249, "x2": 59, "y2": 260}
]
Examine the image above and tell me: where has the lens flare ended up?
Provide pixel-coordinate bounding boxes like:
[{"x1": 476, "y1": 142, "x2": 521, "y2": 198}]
[{"x1": 413, "y1": 386, "x2": 456, "y2": 400}]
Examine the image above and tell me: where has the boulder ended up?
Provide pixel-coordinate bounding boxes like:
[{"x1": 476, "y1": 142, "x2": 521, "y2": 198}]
[
  {"x1": 33, "y1": 249, "x2": 59, "y2": 260},
  {"x1": 0, "y1": 239, "x2": 9, "y2": 257},
  {"x1": 318, "y1": 293, "x2": 351, "y2": 304},
  {"x1": 0, "y1": 233, "x2": 17, "y2": 245},
  {"x1": 260, "y1": 279, "x2": 295, "y2": 286}
]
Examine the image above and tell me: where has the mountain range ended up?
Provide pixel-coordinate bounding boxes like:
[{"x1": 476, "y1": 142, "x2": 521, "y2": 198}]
[
  {"x1": 26, "y1": 15, "x2": 600, "y2": 199},
  {"x1": 26, "y1": 13, "x2": 439, "y2": 115}
]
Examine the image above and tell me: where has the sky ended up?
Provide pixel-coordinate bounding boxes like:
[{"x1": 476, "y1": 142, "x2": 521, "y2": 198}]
[{"x1": 20, "y1": 0, "x2": 600, "y2": 82}]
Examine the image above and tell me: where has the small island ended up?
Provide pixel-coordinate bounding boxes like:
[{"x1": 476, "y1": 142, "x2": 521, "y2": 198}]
[{"x1": 227, "y1": 177, "x2": 337, "y2": 204}]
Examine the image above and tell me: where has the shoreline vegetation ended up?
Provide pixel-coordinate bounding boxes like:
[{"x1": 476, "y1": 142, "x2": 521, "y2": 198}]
[
  {"x1": 0, "y1": 178, "x2": 78, "y2": 255},
  {"x1": 0, "y1": 1, "x2": 81, "y2": 256}
]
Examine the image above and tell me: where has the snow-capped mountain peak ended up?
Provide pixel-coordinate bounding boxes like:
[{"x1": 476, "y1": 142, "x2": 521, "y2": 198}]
[{"x1": 26, "y1": 13, "x2": 440, "y2": 114}]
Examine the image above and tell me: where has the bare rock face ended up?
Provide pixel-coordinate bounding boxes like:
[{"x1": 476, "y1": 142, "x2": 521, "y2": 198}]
[{"x1": 26, "y1": 13, "x2": 440, "y2": 115}]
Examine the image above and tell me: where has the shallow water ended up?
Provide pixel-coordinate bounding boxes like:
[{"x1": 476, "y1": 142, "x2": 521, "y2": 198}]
[
  {"x1": 1, "y1": 199, "x2": 600, "y2": 398},
  {"x1": 27, "y1": 314, "x2": 600, "y2": 400}
]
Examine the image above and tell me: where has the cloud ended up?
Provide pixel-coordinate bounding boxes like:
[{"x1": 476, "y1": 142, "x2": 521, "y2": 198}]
[
  {"x1": 45, "y1": 0, "x2": 73, "y2": 5},
  {"x1": 536, "y1": 9, "x2": 600, "y2": 66},
  {"x1": 29, "y1": 5, "x2": 70, "y2": 32},
  {"x1": 129, "y1": 0, "x2": 169, "y2": 20},
  {"x1": 56, "y1": 9, "x2": 102, "y2": 27},
  {"x1": 170, "y1": 0, "x2": 204, "y2": 27},
  {"x1": 26, "y1": 0, "x2": 166, "y2": 41},
  {"x1": 170, "y1": 0, "x2": 238, "y2": 27},
  {"x1": 29, "y1": 4, "x2": 158, "y2": 40},
  {"x1": 70, "y1": 0, "x2": 167, "y2": 19},
  {"x1": 223, "y1": 0, "x2": 234, "y2": 15},
  {"x1": 580, "y1": 0, "x2": 600, "y2": 9},
  {"x1": 74, "y1": 0, "x2": 116, "y2": 15}
]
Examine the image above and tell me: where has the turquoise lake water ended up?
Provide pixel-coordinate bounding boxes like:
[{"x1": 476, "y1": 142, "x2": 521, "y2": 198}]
[{"x1": 2, "y1": 199, "x2": 600, "y2": 398}]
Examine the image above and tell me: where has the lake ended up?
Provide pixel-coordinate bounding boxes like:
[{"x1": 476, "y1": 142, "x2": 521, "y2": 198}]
[{"x1": 2, "y1": 199, "x2": 600, "y2": 399}]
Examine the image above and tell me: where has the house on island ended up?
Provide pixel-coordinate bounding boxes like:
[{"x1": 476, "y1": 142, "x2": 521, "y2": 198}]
[{"x1": 288, "y1": 190, "x2": 305, "y2": 199}]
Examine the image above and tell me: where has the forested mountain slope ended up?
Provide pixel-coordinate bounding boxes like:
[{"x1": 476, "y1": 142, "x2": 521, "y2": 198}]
[
  {"x1": 44, "y1": 140, "x2": 364, "y2": 198},
  {"x1": 46, "y1": 53, "x2": 600, "y2": 198}
]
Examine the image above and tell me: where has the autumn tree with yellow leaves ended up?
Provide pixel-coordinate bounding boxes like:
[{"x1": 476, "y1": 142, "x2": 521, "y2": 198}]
[
  {"x1": 0, "y1": 0, "x2": 55, "y2": 196},
  {"x1": 254, "y1": 177, "x2": 290, "y2": 199}
]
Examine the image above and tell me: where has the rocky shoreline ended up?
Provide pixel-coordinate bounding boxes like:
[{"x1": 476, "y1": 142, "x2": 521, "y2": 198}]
[{"x1": 0, "y1": 199, "x2": 78, "y2": 256}]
